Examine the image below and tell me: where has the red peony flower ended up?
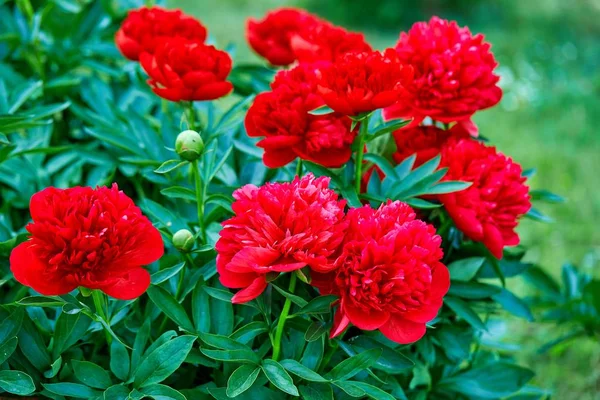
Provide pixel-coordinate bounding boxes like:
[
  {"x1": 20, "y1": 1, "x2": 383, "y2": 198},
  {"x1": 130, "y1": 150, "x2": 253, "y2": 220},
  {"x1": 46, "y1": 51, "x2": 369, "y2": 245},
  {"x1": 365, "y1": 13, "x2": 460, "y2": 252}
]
[
  {"x1": 10, "y1": 185, "x2": 164, "y2": 300},
  {"x1": 384, "y1": 17, "x2": 502, "y2": 136},
  {"x1": 140, "y1": 38, "x2": 233, "y2": 102},
  {"x1": 393, "y1": 124, "x2": 470, "y2": 167},
  {"x1": 216, "y1": 174, "x2": 348, "y2": 304},
  {"x1": 312, "y1": 201, "x2": 449, "y2": 344},
  {"x1": 116, "y1": 6, "x2": 207, "y2": 61},
  {"x1": 245, "y1": 64, "x2": 357, "y2": 168},
  {"x1": 291, "y1": 23, "x2": 372, "y2": 63},
  {"x1": 317, "y1": 49, "x2": 413, "y2": 116},
  {"x1": 246, "y1": 8, "x2": 321, "y2": 66},
  {"x1": 439, "y1": 138, "x2": 531, "y2": 258}
]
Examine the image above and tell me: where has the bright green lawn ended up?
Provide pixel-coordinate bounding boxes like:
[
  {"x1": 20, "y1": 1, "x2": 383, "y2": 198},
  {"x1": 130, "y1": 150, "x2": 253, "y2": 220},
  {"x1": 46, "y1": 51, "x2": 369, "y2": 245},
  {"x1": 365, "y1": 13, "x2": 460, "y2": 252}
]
[{"x1": 171, "y1": 0, "x2": 600, "y2": 397}]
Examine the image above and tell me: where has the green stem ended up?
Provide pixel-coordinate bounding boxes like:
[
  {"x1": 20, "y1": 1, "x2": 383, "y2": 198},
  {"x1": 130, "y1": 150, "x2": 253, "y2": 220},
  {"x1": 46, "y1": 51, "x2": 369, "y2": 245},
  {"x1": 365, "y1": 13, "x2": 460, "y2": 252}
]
[
  {"x1": 91, "y1": 290, "x2": 112, "y2": 346},
  {"x1": 296, "y1": 159, "x2": 303, "y2": 177},
  {"x1": 354, "y1": 117, "x2": 370, "y2": 193},
  {"x1": 186, "y1": 102, "x2": 196, "y2": 131},
  {"x1": 271, "y1": 273, "x2": 297, "y2": 361},
  {"x1": 192, "y1": 160, "x2": 206, "y2": 244}
]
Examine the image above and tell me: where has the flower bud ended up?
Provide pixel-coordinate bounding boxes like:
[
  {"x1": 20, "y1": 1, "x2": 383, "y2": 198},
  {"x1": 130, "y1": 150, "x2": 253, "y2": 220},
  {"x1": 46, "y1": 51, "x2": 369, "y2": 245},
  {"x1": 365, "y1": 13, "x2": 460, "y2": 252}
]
[
  {"x1": 175, "y1": 130, "x2": 204, "y2": 161},
  {"x1": 173, "y1": 229, "x2": 195, "y2": 252}
]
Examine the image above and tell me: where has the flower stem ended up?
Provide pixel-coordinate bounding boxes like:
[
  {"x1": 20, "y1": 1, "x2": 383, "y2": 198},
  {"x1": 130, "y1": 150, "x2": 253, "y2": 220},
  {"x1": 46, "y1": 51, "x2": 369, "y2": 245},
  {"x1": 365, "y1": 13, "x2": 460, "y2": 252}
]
[
  {"x1": 192, "y1": 160, "x2": 206, "y2": 244},
  {"x1": 354, "y1": 116, "x2": 370, "y2": 193},
  {"x1": 91, "y1": 290, "x2": 112, "y2": 346},
  {"x1": 271, "y1": 273, "x2": 297, "y2": 361},
  {"x1": 186, "y1": 102, "x2": 196, "y2": 131},
  {"x1": 296, "y1": 159, "x2": 303, "y2": 177}
]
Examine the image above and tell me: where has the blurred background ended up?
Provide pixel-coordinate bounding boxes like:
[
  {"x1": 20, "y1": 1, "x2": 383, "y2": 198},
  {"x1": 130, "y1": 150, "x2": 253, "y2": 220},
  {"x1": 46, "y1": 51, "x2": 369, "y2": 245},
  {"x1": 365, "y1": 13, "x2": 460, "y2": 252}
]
[{"x1": 172, "y1": 0, "x2": 600, "y2": 397}]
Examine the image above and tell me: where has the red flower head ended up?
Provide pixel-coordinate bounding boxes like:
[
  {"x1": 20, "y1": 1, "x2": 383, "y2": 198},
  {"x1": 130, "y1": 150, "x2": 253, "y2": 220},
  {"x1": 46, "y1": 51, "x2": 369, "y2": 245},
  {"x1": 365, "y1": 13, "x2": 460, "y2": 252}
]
[
  {"x1": 312, "y1": 201, "x2": 449, "y2": 344},
  {"x1": 384, "y1": 17, "x2": 502, "y2": 135},
  {"x1": 140, "y1": 38, "x2": 233, "y2": 102},
  {"x1": 216, "y1": 174, "x2": 348, "y2": 304},
  {"x1": 393, "y1": 124, "x2": 470, "y2": 167},
  {"x1": 246, "y1": 8, "x2": 321, "y2": 66},
  {"x1": 439, "y1": 139, "x2": 531, "y2": 258},
  {"x1": 245, "y1": 64, "x2": 357, "y2": 168},
  {"x1": 317, "y1": 49, "x2": 413, "y2": 116},
  {"x1": 10, "y1": 185, "x2": 164, "y2": 300},
  {"x1": 116, "y1": 6, "x2": 207, "y2": 61},
  {"x1": 291, "y1": 23, "x2": 372, "y2": 63}
]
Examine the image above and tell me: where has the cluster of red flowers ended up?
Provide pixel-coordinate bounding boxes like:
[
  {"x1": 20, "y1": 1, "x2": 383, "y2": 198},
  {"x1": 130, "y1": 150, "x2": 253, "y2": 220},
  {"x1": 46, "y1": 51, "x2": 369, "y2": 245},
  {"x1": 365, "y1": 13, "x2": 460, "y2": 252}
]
[
  {"x1": 245, "y1": 64, "x2": 358, "y2": 167},
  {"x1": 10, "y1": 185, "x2": 163, "y2": 300},
  {"x1": 216, "y1": 174, "x2": 449, "y2": 343},
  {"x1": 116, "y1": 6, "x2": 232, "y2": 102},
  {"x1": 393, "y1": 126, "x2": 531, "y2": 257},
  {"x1": 247, "y1": 8, "x2": 371, "y2": 66}
]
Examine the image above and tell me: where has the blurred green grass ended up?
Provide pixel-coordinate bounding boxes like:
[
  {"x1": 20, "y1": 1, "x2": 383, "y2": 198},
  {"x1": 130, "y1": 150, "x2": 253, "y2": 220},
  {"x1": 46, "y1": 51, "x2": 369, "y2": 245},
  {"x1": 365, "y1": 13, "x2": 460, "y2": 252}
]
[{"x1": 170, "y1": 0, "x2": 600, "y2": 397}]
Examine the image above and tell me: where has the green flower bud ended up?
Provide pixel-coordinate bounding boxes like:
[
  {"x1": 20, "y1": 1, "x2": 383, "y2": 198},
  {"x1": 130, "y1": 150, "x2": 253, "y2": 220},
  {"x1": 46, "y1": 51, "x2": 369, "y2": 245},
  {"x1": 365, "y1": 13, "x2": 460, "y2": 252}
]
[
  {"x1": 173, "y1": 229, "x2": 195, "y2": 252},
  {"x1": 175, "y1": 130, "x2": 204, "y2": 161}
]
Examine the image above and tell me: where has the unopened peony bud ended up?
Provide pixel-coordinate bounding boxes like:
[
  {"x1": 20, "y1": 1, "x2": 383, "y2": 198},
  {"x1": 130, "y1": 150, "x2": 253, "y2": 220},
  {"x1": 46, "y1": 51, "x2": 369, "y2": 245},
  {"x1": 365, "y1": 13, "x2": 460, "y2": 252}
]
[
  {"x1": 173, "y1": 229, "x2": 195, "y2": 252},
  {"x1": 175, "y1": 130, "x2": 204, "y2": 161}
]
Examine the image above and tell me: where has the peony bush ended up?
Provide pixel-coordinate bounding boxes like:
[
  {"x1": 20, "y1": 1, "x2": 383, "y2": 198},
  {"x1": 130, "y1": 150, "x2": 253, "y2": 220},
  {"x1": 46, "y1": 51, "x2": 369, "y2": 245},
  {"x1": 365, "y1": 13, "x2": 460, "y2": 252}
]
[{"x1": 0, "y1": 2, "x2": 563, "y2": 399}]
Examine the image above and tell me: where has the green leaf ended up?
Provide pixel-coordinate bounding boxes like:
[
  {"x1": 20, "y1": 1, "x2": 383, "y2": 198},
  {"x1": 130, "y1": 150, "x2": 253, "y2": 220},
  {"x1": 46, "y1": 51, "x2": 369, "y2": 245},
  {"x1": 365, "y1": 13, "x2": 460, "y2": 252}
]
[
  {"x1": 139, "y1": 384, "x2": 187, "y2": 400},
  {"x1": 192, "y1": 281, "x2": 211, "y2": 334},
  {"x1": 394, "y1": 153, "x2": 421, "y2": 180},
  {"x1": 109, "y1": 340, "x2": 130, "y2": 381},
  {"x1": 0, "y1": 337, "x2": 18, "y2": 364},
  {"x1": 203, "y1": 286, "x2": 234, "y2": 302},
  {"x1": 368, "y1": 119, "x2": 411, "y2": 141},
  {"x1": 296, "y1": 295, "x2": 338, "y2": 316},
  {"x1": 103, "y1": 384, "x2": 130, "y2": 400},
  {"x1": 448, "y1": 281, "x2": 502, "y2": 299},
  {"x1": 280, "y1": 359, "x2": 329, "y2": 382},
  {"x1": 326, "y1": 348, "x2": 382, "y2": 381},
  {"x1": 53, "y1": 311, "x2": 92, "y2": 358},
  {"x1": 199, "y1": 332, "x2": 251, "y2": 351},
  {"x1": 308, "y1": 105, "x2": 334, "y2": 115},
  {"x1": 305, "y1": 321, "x2": 328, "y2": 342},
  {"x1": 530, "y1": 189, "x2": 565, "y2": 203},
  {"x1": 362, "y1": 153, "x2": 397, "y2": 179},
  {"x1": 147, "y1": 285, "x2": 194, "y2": 332},
  {"x1": 448, "y1": 257, "x2": 486, "y2": 281},
  {"x1": 301, "y1": 337, "x2": 324, "y2": 371},
  {"x1": 200, "y1": 348, "x2": 259, "y2": 363},
  {"x1": 261, "y1": 359, "x2": 299, "y2": 396},
  {"x1": 230, "y1": 321, "x2": 268, "y2": 344},
  {"x1": 18, "y1": 316, "x2": 51, "y2": 370},
  {"x1": 227, "y1": 364, "x2": 261, "y2": 397},
  {"x1": 132, "y1": 318, "x2": 151, "y2": 371},
  {"x1": 425, "y1": 181, "x2": 471, "y2": 195},
  {"x1": 151, "y1": 262, "x2": 186, "y2": 285},
  {"x1": 333, "y1": 380, "x2": 366, "y2": 397},
  {"x1": 9, "y1": 80, "x2": 43, "y2": 114},
  {"x1": 0, "y1": 370, "x2": 35, "y2": 395},
  {"x1": 160, "y1": 186, "x2": 196, "y2": 202},
  {"x1": 492, "y1": 288, "x2": 534, "y2": 321},
  {"x1": 299, "y1": 383, "x2": 333, "y2": 400},
  {"x1": 73, "y1": 360, "x2": 112, "y2": 389},
  {"x1": 0, "y1": 307, "x2": 24, "y2": 344},
  {"x1": 525, "y1": 207, "x2": 553, "y2": 223},
  {"x1": 404, "y1": 198, "x2": 442, "y2": 209},
  {"x1": 438, "y1": 362, "x2": 535, "y2": 398},
  {"x1": 133, "y1": 335, "x2": 196, "y2": 388},
  {"x1": 338, "y1": 337, "x2": 413, "y2": 374},
  {"x1": 16, "y1": 296, "x2": 65, "y2": 307},
  {"x1": 154, "y1": 160, "x2": 187, "y2": 174},
  {"x1": 444, "y1": 296, "x2": 487, "y2": 331},
  {"x1": 272, "y1": 284, "x2": 308, "y2": 307},
  {"x1": 44, "y1": 356, "x2": 63, "y2": 379},
  {"x1": 43, "y1": 382, "x2": 100, "y2": 398},
  {"x1": 343, "y1": 381, "x2": 395, "y2": 400}
]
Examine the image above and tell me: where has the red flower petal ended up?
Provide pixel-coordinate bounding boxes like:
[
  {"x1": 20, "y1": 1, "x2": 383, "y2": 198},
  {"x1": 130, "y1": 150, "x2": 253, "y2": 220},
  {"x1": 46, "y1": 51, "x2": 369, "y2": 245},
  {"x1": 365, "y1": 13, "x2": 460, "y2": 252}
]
[
  {"x1": 100, "y1": 267, "x2": 151, "y2": 300},
  {"x1": 231, "y1": 277, "x2": 268, "y2": 304},
  {"x1": 330, "y1": 309, "x2": 351, "y2": 338},
  {"x1": 10, "y1": 242, "x2": 77, "y2": 296},
  {"x1": 344, "y1": 301, "x2": 390, "y2": 330},
  {"x1": 379, "y1": 316, "x2": 427, "y2": 344}
]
